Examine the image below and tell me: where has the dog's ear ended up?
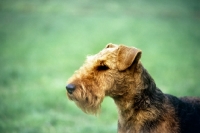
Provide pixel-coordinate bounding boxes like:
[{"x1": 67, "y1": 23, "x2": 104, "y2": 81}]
[{"x1": 117, "y1": 45, "x2": 142, "y2": 71}]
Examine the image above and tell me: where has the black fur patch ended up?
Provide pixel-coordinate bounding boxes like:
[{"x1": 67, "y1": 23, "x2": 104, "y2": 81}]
[{"x1": 167, "y1": 95, "x2": 200, "y2": 133}]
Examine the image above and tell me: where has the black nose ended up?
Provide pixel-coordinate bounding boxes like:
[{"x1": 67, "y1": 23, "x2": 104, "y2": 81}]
[{"x1": 66, "y1": 84, "x2": 76, "y2": 94}]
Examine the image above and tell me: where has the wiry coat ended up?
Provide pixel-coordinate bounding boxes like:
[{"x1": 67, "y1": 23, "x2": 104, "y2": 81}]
[{"x1": 66, "y1": 44, "x2": 200, "y2": 133}]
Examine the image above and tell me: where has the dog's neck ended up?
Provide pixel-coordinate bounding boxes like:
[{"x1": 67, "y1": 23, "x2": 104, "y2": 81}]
[{"x1": 113, "y1": 65, "x2": 166, "y2": 132}]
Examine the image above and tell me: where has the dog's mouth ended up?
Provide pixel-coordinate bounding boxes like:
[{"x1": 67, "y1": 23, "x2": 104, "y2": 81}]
[{"x1": 66, "y1": 91, "x2": 79, "y2": 102}]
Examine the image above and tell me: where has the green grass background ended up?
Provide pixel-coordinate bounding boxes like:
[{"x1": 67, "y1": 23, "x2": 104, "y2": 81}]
[{"x1": 0, "y1": 0, "x2": 200, "y2": 133}]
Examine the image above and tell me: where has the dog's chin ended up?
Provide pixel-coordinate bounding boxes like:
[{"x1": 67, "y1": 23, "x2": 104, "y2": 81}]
[
  {"x1": 67, "y1": 94, "x2": 102, "y2": 115},
  {"x1": 75, "y1": 101, "x2": 101, "y2": 115},
  {"x1": 66, "y1": 87, "x2": 104, "y2": 115}
]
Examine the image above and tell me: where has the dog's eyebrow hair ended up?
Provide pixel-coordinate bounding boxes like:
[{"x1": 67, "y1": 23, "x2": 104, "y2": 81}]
[{"x1": 66, "y1": 43, "x2": 200, "y2": 133}]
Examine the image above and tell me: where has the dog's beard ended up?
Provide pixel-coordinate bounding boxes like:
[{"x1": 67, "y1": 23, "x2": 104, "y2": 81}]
[{"x1": 67, "y1": 89, "x2": 104, "y2": 115}]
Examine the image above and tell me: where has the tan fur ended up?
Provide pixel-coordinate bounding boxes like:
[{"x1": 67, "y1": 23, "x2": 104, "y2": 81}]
[{"x1": 66, "y1": 44, "x2": 199, "y2": 133}]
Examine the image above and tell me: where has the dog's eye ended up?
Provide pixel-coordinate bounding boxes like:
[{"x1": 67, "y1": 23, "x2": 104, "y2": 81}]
[{"x1": 97, "y1": 65, "x2": 109, "y2": 71}]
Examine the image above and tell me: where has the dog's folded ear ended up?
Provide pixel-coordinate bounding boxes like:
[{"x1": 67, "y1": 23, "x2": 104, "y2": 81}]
[{"x1": 117, "y1": 45, "x2": 142, "y2": 71}]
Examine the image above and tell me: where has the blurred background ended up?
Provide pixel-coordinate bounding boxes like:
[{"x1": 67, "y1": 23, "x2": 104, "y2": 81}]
[{"x1": 0, "y1": 0, "x2": 200, "y2": 133}]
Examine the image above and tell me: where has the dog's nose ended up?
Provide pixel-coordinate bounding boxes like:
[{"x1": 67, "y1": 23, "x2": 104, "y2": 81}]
[{"x1": 66, "y1": 84, "x2": 76, "y2": 94}]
